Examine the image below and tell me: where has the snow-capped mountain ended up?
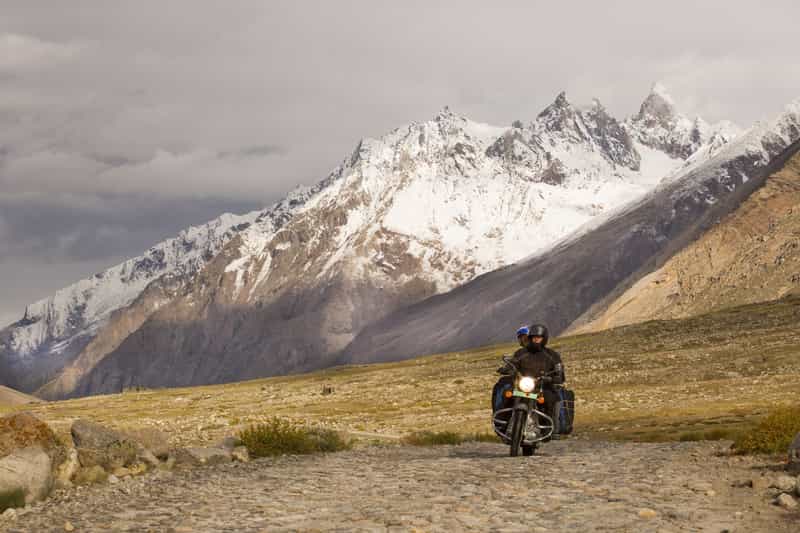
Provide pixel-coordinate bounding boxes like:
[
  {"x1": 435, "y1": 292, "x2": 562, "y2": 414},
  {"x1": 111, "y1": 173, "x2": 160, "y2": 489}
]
[
  {"x1": 344, "y1": 98, "x2": 800, "y2": 364},
  {"x1": 626, "y1": 82, "x2": 741, "y2": 160},
  {"x1": 0, "y1": 85, "x2": 745, "y2": 397}
]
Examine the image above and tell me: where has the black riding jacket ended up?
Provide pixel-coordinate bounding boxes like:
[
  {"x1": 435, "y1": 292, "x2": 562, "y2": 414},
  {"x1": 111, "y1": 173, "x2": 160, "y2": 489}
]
[{"x1": 507, "y1": 344, "x2": 565, "y2": 385}]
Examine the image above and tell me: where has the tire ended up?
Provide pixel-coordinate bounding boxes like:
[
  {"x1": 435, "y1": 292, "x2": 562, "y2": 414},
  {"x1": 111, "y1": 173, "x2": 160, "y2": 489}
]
[
  {"x1": 522, "y1": 445, "x2": 536, "y2": 456},
  {"x1": 509, "y1": 410, "x2": 526, "y2": 457}
]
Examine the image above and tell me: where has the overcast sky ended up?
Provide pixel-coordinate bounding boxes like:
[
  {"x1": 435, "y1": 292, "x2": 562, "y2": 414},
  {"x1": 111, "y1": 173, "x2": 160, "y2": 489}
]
[{"x1": 1, "y1": 1, "x2": 799, "y2": 327}]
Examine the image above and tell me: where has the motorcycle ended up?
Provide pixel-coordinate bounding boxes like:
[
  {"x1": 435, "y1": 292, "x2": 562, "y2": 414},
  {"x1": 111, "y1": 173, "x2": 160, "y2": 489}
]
[{"x1": 492, "y1": 355, "x2": 556, "y2": 456}]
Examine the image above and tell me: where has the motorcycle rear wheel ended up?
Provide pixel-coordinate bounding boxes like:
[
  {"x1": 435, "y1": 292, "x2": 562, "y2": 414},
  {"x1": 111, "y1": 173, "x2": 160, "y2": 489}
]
[{"x1": 509, "y1": 410, "x2": 527, "y2": 457}]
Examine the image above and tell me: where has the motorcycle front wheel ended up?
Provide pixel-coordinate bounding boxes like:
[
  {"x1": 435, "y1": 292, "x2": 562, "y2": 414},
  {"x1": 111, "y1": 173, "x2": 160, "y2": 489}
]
[
  {"x1": 522, "y1": 444, "x2": 536, "y2": 456},
  {"x1": 509, "y1": 410, "x2": 527, "y2": 457}
]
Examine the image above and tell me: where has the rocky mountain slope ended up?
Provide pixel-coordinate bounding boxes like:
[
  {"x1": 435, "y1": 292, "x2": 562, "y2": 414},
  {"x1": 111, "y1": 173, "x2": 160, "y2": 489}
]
[
  {"x1": 569, "y1": 149, "x2": 800, "y2": 333},
  {"x1": 343, "y1": 100, "x2": 800, "y2": 364},
  {"x1": 0, "y1": 86, "x2": 745, "y2": 397},
  {"x1": 0, "y1": 385, "x2": 42, "y2": 406}
]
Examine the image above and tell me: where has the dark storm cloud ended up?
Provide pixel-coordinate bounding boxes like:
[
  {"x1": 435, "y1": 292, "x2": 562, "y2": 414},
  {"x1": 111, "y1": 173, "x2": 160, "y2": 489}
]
[
  {"x1": 0, "y1": 193, "x2": 263, "y2": 263},
  {"x1": 0, "y1": 0, "x2": 798, "y2": 325}
]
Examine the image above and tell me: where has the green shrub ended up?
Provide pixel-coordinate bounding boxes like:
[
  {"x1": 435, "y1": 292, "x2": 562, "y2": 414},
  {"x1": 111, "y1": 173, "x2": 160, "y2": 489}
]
[
  {"x1": 733, "y1": 406, "x2": 800, "y2": 455},
  {"x1": 0, "y1": 488, "x2": 25, "y2": 512},
  {"x1": 237, "y1": 418, "x2": 350, "y2": 458}
]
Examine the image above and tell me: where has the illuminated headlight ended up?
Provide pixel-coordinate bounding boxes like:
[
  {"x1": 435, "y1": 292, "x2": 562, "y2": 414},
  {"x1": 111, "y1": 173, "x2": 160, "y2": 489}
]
[{"x1": 518, "y1": 376, "x2": 536, "y2": 393}]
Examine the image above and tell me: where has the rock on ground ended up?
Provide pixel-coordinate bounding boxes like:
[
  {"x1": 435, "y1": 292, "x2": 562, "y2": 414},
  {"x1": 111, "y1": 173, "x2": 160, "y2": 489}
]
[
  {"x1": 0, "y1": 413, "x2": 65, "y2": 505},
  {"x1": 0, "y1": 445, "x2": 52, "y2": 504},
  {"x1": 776, "y1": 493, "x2": 797, "y2": 510},
  {"x1": 231, "y1": 446, "x2": 249, "y2": 463},
  {"x1": 171, "y1": 447, "x2": 232, "y2": 467},
  {"x1": 4, "y1": 440, "x2": 799, "y2": 532},
  {"x1": 772, "y1": 475, "x2": 797, "y2": 492},
  {"x1": 120, "y1": 427, "x2": 170, "y2": 459},
  {"x1": 70, "y1": 419, "x2": 138, "y2": 471}
]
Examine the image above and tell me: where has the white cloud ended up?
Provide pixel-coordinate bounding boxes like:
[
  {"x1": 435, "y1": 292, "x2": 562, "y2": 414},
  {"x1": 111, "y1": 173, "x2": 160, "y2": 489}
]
[{"x1": 0, "y1": 32, "x2": 81, "y2": 71}]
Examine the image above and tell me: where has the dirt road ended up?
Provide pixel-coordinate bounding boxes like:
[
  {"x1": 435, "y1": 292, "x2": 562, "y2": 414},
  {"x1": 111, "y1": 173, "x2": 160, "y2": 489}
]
[{"x1": 2, "y1": 439, "x2": 797, "y2": 532}]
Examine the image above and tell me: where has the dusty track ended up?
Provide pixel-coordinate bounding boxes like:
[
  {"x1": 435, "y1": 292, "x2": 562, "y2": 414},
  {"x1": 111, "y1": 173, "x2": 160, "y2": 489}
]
[{"x1": 2, "y1": 440, "x2": 796, "y2": 532}]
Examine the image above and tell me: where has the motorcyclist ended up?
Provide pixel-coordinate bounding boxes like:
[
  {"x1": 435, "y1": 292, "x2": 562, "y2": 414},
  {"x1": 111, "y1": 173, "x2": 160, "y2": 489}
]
[{"x1": 493, "y1": 324, "x2": 565, "y2": 428}]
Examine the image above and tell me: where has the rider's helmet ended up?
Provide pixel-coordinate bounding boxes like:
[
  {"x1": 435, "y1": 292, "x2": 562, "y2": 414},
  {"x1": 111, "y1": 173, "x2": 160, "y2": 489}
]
[
  {"x1": 528, "y1": 324, "x2": 549, "y2": 347},
  {"x1": 515, "y1": 326, "x2": 530, "y2": 339}
]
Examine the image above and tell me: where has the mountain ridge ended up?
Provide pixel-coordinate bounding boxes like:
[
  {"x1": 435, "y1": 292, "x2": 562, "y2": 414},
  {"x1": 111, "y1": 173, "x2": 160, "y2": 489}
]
[
  {"x1": 0, "y1": 86, "x2": 754, "y2": 397},
  {"x1": 342, "y1": 100, "x2": 800, "y2": 365}
]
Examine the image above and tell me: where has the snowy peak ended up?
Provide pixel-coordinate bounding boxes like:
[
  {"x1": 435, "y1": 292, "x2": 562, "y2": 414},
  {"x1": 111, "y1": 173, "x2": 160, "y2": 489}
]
[
  {"x1": 488, "y1": 92, "x2": 645, "y2": 185},
  {"x1": 636, "y1": 82, "x2": 678, "y2": 126},
  {"x1": 535, "y1": 91, "x2": 574, "y2": 131},
  {"x1": 627, "y1": 82, "x2": 742, "y2": 160}
]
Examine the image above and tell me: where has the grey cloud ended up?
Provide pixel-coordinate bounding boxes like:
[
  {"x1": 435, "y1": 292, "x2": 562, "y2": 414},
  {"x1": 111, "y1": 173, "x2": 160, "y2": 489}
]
[
  {"x1": 0, "y1": 193, "x2": 263, "y2": 263},
  {"x1": 85, "y1": 152, "x2": 139, "y2": 167},
  {"x1": 0, "y1": 0, "x2": 798, "y2": 321},
  {"x1": 218, "y1": 144, "x2": 287, "y2": 159}
]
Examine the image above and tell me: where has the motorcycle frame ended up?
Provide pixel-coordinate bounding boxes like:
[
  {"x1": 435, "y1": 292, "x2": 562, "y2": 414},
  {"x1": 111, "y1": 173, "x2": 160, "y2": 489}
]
[{"x1": 492, "y1": 401, "x2": 555, "y2": 444}]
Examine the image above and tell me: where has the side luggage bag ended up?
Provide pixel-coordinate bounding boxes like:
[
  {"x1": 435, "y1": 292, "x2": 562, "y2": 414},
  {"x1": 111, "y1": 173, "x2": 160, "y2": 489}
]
[{"x1": 555, "y1": 388, "x2": 575, "y2": 435}]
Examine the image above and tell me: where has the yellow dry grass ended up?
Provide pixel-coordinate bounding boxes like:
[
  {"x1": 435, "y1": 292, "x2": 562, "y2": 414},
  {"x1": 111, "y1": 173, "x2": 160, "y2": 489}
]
[{"x1": 3, "y1": 295, "x2": 799, "y2": 448}]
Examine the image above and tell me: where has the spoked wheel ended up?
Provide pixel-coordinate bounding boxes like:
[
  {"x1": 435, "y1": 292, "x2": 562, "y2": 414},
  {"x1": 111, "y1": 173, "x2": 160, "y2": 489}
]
[{"x1": 509, "y1": 410, "x2": 527, "y2": 457}]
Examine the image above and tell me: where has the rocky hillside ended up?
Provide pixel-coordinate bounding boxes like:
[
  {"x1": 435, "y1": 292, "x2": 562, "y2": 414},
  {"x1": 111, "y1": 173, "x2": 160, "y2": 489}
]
[
  {"x1": 1, "y1": 86, "x2": 732, "y2": 398},
  {"x1": 343, "y1": 100, "x2": 800, "y2": 364},
  {"x1": 569, "y1": 149, "x2": 800, "y2": 333},
  {"x1": 0, "y1": 385, "x2": 42, "y2": 407}
]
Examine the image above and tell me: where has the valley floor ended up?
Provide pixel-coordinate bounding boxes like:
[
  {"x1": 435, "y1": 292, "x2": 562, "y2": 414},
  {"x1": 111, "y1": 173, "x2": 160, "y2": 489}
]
[{"x1": 3, "y1": 439, "x2": 796, "y2": 532}]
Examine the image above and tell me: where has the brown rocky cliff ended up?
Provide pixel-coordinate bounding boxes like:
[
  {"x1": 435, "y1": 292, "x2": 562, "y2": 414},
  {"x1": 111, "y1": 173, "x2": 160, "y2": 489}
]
[{"x1": 569, "y1": 151, "x2": 800, "y2": 333}]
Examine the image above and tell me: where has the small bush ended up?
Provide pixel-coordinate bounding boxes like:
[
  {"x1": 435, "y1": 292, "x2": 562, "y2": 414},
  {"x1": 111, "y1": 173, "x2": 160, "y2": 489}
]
[
  {"x1": 733, "y1": 406, "x2": 800, "y2": 455},
  {"x1": 237, "y1": 418, "x2": 350, "y2": 458},
  {"x1": 305, "y1": 427, "x2": 352, "y2": 453},
  {"x1": 0, "y1": 488, "x2": 25, "y2": 512}
]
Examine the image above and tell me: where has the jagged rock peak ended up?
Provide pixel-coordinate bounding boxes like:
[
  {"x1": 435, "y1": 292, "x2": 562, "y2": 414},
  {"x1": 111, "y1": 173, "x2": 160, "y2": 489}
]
[
  {"x1": 538, "y1": 91, "x2": 572, "y2": 117},
  {"x1": 535, "y1": 91, "x2": 579, "y2": 133},
  {"x1": 637, "y1": 82, "x2": 678, "y2": 123},
  {"x1": 435, "y1": 105, "x2": 455, "y2": 121}
]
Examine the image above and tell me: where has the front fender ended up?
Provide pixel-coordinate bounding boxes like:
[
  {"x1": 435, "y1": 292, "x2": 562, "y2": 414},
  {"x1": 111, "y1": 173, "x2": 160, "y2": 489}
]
[{"x1": 512, "y1": 398, "x2": 533, "y2": 412}]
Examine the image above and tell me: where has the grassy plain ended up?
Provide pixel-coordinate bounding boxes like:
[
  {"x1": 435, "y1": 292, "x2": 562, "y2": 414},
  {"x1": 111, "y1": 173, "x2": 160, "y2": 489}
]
[{"x1": 3, "y1": 294, "x2": 799, "y2": 448}]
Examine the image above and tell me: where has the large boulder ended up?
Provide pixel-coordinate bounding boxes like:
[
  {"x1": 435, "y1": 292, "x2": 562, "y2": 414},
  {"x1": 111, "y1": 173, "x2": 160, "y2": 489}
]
[
  {"x1": 0, "y1": 413, "x2": 65, "y2": 505},
  {"x1": 120, "y1": 427, "x2": 170, "y2": 459},
  {"x1": 0, "y1": 446, "x2": 52, "y2": 503},
  {"x1": 70, "y1": 419, "x2": 137, "y2": 471}
]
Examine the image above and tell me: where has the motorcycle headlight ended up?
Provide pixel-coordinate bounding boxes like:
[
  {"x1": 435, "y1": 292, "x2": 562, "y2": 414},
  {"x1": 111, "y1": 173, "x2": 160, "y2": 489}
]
[{"x1": 518, "y1": 376, "x2": 535, "y2": 393}]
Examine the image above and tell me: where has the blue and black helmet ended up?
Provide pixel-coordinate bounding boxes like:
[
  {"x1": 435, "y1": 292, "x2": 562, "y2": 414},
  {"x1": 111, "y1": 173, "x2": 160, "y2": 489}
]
[{"x1": 515, "y1": 326, "x2": 530, "y2": 338}]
